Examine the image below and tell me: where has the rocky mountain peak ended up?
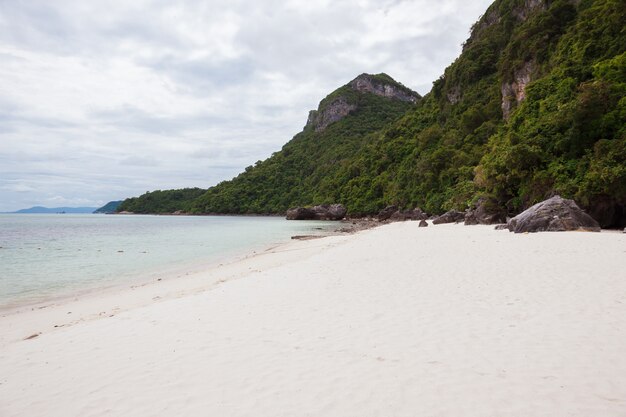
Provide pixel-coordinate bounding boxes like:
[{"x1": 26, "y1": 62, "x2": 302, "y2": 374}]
[
  {"x1": 348, "y1": 73, "x2": 420, "y2": 104},
  {"x1": 306, "y1": 73, "x2": 419, "y2": 132}
]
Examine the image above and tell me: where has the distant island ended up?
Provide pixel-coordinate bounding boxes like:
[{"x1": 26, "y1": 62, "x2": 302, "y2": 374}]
[
  {"x1": 9, "y1": 206, "x2": 99, "y2": 214},
  {"x1": 6, "y1": 201, "x2": 123, "y2": 214}
]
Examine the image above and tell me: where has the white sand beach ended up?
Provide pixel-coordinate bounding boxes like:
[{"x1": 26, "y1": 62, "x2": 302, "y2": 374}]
[{"x1": 1, "y1": 222, "x2": 625, "y2": 416}]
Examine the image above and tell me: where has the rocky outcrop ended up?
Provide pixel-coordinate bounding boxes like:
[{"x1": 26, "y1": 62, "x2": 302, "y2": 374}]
[
  {"x1": 502, "y1": 60, "x2": 534, "y2": 119},
  {"x1": 464, "y1": 197, "x2": 507, "y2": 225},
  {"x1": 512, "y1": 0, "x2": 546, "y2": 21},
  {"x1": 286, "y1": 207, "x2": 316, "y2": 220},
  {"x1": 348, "y1": 74, "x2": 420, "y2": 104},
  {"x1": 507, "y1": 195, "x2": 601, "y2": 233},
  {"x1": 446, "y1": 85, "x2": 461, "y2": 104},
  {"x1": 390, "y1": 208, "x2": 428, "y2": 222},
  {"x1": 432, "y1": 210, "x2": 465, "y2": 224},
  {"x1": 307, "y1": 97, "x2": 357, "y2": 133},
  {"x1": 378, "y1": 206, "x2": 428, "y2": 222},
  {"x1": 418, "y1": 220, "x2": 428, "y2": 227},
  {"x1": 306, "y1": 73, "x2": 420, "y2": 132},
  {"x1": 286, "y1": 204, "x2": 346, "y2": 221}
]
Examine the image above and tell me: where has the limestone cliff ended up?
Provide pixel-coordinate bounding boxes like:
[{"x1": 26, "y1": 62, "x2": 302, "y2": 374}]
[{"x1": 501, "y1": 60, "x2": 534, "y2": 119}]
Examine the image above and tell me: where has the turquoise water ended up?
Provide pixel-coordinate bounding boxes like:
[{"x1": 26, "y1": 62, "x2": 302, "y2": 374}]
[{"x1": 0, "y1": 214, "x2": 335, "y2": 308}]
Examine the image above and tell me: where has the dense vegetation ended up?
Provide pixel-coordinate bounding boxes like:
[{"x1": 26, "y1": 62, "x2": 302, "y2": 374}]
[
  {"x1": 119, "y1": 0, "x2": 626, "y2": 227},
  {"x1": 120, "y1": 79, "x2": 418, "y2": 214}
]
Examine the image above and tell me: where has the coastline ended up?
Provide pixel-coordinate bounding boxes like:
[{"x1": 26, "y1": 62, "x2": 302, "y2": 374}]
[
  {"x1": 0, "y1": 228, "x2": 357, "y2": 348},
  {"x1": 0, "y1": 214, "x2": 363, "y2": 314},
  {"x1": 1, "y1": 222, "x2": 625, "y2": 416}
]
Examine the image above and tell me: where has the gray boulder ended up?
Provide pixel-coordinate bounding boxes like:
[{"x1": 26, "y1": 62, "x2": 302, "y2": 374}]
[
  {"x1": 418, "y1": 219, "x2": 428, "y2": 227},
  {"x1": 286, "y1": 207, "x2": 316, "y2": 220},
  {"x1": 377, "y1": 205, "x2": 398, "y2": 221},
  {"x1": 286, "y1": 204, "x2": 346, "y2": 221},
  {"x1": 311, "y1": 204, "x2": 347, "y2": 220},
  {"x1": 432, "y1": 210, "x2": 465, "y2": 224},
  {"x1": 507, "y1": 195, "x2": 601, "y2": 233},
  {"x1": 411, "y1": 208, "x2": 429, "y2": 221}
]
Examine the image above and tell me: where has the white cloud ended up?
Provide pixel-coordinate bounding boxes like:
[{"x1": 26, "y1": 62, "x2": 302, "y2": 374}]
[{"x1": 0, "y1": 0, "x2": 493, "y2": 211}]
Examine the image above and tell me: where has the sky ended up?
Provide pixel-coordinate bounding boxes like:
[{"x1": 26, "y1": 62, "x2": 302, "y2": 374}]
[{"x1": 0, "y1": 0, "x2": 493, "y2": 212}]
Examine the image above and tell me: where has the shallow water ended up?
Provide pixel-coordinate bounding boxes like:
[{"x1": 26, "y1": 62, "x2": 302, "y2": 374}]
[{"x1": 0, "y1": 214, "x2": 335, "y2": 307}]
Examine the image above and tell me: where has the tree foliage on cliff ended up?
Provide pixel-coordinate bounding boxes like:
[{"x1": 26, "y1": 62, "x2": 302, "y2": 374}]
[{"x1": 118, "y1": 0, "x2": 626, "y2": 226}]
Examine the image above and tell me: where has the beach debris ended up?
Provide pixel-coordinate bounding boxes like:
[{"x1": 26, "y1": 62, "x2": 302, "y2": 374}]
[
  {"x1": 432, "y1": 210, "x2": 465, "y2": 224},
  {"x1": 418, "y1": 219, "x2": 428, "y2": 227},
  {"x1": 117, "y1": 250, "x2": 124, "y2": 253},
  {"x1": 494, "y1": 224, "x2": 508, "y2": 230},
  {"x1": 24, "y1": 333, "x2": 40, "y2": 340},
  {"x1": 291, "y1": 235, "x2": 322, "y2": 240},
  {"x1": 507, "y1": 195, "x2": 601, "y2": 233}
]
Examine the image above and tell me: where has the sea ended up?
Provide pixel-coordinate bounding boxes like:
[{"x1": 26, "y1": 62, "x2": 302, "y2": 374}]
[{"x1": 0, "y1": 214, "x2": 336, "y2": 309}]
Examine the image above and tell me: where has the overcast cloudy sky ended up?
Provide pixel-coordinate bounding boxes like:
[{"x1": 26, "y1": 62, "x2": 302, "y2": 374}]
[{"x1": 0, "y1": 0, "x2": 492, "y2": 211}]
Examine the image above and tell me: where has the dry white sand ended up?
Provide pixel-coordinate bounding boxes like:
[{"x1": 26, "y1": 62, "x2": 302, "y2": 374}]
[{"x1": 1, "y1": 222, "x2": 625, "y2": 416}]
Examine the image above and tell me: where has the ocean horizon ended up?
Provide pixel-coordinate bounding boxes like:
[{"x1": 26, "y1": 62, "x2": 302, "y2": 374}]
[{"x1": 0, "y1": 214, "x2": 336, "y2": 308}]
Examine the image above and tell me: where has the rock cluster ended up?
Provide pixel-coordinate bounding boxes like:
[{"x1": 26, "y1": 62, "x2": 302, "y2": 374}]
[
  {"x1": 506, "y1": 195, "x2": 600, "y2": 233},
  {"x1": 377, "y1": 206, "x2": 428, "y2": 222},
  {"x1": 432, "y1": 210, "x2": 465, "y2": 224},
  {"x1": 286, "y1": 204, "x2": 347, "y2": 221}
]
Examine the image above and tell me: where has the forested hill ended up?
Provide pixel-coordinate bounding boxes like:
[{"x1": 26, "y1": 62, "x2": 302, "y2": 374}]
[
  {"x1": 119, "y1": 73, "x2": 421, "y2": 214},
  {"x1": 119, "y1": 0, "x2": 626, "y2": 228}
]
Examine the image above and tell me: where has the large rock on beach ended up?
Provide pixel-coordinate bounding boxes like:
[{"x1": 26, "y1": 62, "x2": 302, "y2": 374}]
[
  {"x1": 418, "y1": 219, "x2": 428, "y2": 227},
  {"x1": 286, "y1": 207, "x2": 316, "y2": 220},
  {"x1": 286, "y1": 204, "x2": 346, "y2": 221},
  {"x1": 432, "y1": 210, "x2": 465, "y2": 224},
  {"x1": 377, "y1": 205, "x2": 398, "y2": 221},
  {"x1": 507, "y1": 195, "x2": 600, "y2": 233}
]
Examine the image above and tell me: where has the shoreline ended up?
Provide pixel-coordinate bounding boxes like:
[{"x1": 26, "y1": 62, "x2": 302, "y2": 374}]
[
  {"x1": 2, "y1": 222, "x2": 625, "y2": 416},
  {"x1": 0, "y1": 217, "x2": 377, "y2": 315},
  {"x1": 0, "y1": 226, "x2": 360, "y2": 348}
]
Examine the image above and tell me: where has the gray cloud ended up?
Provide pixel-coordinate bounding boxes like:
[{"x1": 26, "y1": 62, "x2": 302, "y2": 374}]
[{"x1": 0, "y1": 0, "x2": 493, "y2": 212}]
